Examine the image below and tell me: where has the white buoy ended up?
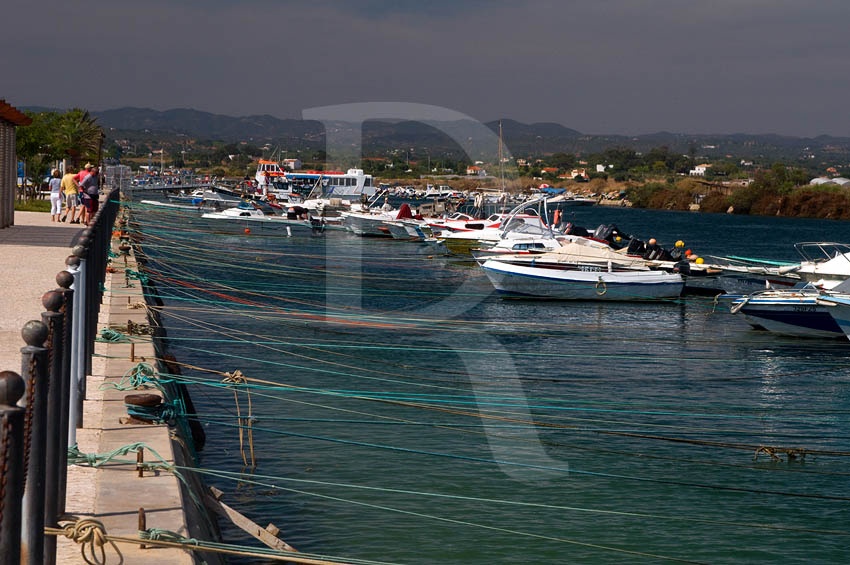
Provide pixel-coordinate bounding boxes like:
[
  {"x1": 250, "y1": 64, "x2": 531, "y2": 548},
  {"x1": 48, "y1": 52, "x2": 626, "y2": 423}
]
[{"x1": 286, "y1": 226, "x2": 292, "y2": 237}]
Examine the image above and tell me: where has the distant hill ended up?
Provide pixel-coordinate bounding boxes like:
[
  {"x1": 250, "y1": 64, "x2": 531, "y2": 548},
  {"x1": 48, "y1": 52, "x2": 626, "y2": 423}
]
[{"x1": 24, "y1": 106, "x2": 850, "y2": 162}]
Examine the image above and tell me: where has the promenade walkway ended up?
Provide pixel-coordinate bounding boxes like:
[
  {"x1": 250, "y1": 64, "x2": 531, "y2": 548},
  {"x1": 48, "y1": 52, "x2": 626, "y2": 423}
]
[
  {"x1": 1, "y1": 210, "x2": 192, "y2": 564},
  {"x1": 0, "y1": 212, "x2": 82, "y2": 366}
]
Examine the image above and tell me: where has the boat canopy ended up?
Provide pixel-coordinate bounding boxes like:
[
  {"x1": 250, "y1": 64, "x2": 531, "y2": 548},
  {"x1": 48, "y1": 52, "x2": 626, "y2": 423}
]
[{"x1": 541, "y1": 241, "x2": 649, "y2": 268}]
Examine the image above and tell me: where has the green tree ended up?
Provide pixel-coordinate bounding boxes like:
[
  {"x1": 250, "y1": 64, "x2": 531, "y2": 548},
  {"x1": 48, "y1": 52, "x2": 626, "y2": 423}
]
[{"x1": 55, "y1": 109, "x2": 103, "y2": 166}]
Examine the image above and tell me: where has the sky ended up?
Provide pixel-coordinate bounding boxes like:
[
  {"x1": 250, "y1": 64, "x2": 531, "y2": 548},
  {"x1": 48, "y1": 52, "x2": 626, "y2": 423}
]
[{"x1": 3, "y1": 0, "x2": 850, "y2": 137}]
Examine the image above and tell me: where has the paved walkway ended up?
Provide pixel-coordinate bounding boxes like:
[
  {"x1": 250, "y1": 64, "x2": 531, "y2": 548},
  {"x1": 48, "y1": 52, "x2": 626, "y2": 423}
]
[
  {"x1": 0, "y1": 211, "x2": 82, "y2": 370},
  {"x1": 1, "y1": 209, "x2": 193, "y2": 564}
]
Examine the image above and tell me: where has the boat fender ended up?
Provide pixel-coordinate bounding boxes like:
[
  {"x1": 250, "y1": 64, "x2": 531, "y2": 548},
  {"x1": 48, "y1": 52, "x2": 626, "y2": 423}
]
[{"x1": 595, "y1": 277, "x2": 607, "y2": 296}]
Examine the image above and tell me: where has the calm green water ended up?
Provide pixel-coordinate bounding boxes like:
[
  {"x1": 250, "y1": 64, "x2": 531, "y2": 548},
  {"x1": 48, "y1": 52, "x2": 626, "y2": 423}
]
[{"x1": 132, "y1": 200, "x2": 850, "y2": 564}]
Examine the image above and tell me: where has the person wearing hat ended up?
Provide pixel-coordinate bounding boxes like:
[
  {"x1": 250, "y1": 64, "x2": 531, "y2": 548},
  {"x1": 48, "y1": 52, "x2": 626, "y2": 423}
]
[
  {"x1": 75, "y1": 162, "x2": 93, "y2": 184},
  {"x1": 48, "y1": 168, "x2": 63, "y2": 222}
]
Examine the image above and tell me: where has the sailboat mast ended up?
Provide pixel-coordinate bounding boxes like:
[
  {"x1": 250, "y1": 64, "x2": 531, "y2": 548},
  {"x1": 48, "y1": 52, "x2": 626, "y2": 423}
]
[{"x1": 499, "y1": 120, "x2": 506, "y2": 213}]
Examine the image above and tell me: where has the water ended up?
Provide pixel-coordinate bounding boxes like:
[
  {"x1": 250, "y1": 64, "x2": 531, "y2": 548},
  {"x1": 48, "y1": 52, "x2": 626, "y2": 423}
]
[{"x1": 132, "y1": 201, "x2": 850, "y2": 564}]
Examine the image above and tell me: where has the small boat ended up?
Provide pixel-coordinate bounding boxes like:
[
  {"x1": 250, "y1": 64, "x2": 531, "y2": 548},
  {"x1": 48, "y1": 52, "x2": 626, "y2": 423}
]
[
  {"x1": 201, "y1": 202, "x2": 339, "y2": 233},
  {"x1": 815, "y1": 294, "x2": 850, "y2": 341},
  {"x1": 440, "y1": 216, "x2": 549, "y2": 254},
  {"x1": 730, "y1": 285, "x2": 846, "y2": 338},
  {"x1": 709, "y1": 243, "x2": 850, "y2": 294},
  {"x1": 341, "y1": 203, "x2": 413, "y2": 237},
  {"x1": 480, "y1": 259, "x2": 683, "y2": 300}
]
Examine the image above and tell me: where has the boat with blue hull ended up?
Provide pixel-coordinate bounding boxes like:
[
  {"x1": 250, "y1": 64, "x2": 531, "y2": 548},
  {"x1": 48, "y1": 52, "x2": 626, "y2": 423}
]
[{"x1": 730, "y1": 289, "x2": 844, "y2": 338}]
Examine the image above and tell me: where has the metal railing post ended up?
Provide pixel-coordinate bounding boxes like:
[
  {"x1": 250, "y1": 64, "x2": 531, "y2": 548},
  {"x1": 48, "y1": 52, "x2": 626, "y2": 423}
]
[
  {"x1": 55, "y1": 269, "x2": 74, "y2": 517},
  {"x1": 71, "y1": 244, "x2": 87, "y2": 430},
  {"x1": 0, "y1": 371, "x2": 26, "y2": 565},
  {"x1": 19, "y1": 320, "x2": 49, "y2": 565},
  {"x1": 41, "y1": 292, "x2": 64, "y2": 565}
]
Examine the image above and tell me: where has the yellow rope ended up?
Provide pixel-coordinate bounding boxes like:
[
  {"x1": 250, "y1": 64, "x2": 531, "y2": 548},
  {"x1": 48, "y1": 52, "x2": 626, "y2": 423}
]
[
  {"x1": 53, "y1": 519, "x2": 123, "y2": 565},
  {"x1": 45, "y1": 524, "x2": 371, "y2": 565},
  {"x1": 222, "y1": 370, "x2": 255, "y2": 467}
]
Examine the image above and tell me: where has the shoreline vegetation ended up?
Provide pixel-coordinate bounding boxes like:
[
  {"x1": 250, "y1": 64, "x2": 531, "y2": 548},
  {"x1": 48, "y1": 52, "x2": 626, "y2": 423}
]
[
  {"x1": 16, "y1": 108, "x2": 850, "y2": 221},
  {"x1": 621, "y1": 166, "x2": 850, "y2": 220}
]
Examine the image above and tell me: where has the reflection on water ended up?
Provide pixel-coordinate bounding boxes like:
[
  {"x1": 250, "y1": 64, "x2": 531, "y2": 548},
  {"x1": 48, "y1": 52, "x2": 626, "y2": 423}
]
[{"x1": 133, "y1": 199, "x2": 850, "y2": 564}]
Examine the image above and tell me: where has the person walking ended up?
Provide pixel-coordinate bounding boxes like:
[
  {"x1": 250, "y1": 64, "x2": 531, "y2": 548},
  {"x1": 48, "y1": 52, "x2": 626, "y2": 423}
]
[
  {"x1": 48, "y1": 168, "x2": 63, "y2": 222},
  {"x1": 79, "y1": 165, "x2": 100, "y2": 225},
  {"x1": 60, "y1": 167, "x2": 81, "y2": 223},
  {"x1": 75, "y1": 162, "x2": 92, "y2": 184}
]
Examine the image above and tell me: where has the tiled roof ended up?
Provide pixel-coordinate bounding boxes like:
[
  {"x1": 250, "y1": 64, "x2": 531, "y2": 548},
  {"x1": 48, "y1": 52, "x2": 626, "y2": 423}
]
[{"x1": 0, "y1": 99, "x2": 32, "y2": 126}]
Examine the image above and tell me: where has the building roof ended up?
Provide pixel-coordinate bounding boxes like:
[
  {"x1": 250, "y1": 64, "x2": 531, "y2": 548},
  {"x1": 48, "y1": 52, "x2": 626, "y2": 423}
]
[{"x1": 0, "y1": 99, "x2": 32, "y2": 126}]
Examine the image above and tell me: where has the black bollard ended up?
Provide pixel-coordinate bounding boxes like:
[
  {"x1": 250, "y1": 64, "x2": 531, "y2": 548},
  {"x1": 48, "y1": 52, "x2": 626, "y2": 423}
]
[
  {"x1": 41, "y1": 291, "x2": 64, "y2": 565},
  {"x1": 19, "y1": 320, "x2": 49, "y2": 565},
  {"x1": 55, "y1": 270, "x2": 74, "y2": 517},
  {"x1": 0, "y1": 371, "x2": 26, "y2": 565}
]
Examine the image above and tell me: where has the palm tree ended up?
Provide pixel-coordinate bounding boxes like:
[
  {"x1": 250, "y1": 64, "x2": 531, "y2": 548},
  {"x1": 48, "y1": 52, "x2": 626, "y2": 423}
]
[{"x1": 57, "y1": 109, "x2": 103, "y2": 167}]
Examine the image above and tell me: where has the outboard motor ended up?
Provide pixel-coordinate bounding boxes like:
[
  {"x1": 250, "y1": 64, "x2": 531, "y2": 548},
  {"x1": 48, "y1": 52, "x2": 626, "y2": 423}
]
[
  {"x1": 644, "y1": 242, "x2": 662, "y2": 260},
  {"x1": 627, "y1": 239, "x2": 646, "y2": 255},
  {"x1": 564, "y1": 223, "x2": 590, "y2": 238},
  {"x1": 673, "y1": 259, "x2": 691, "y2": 275},
  {"x1": 658, "y1": 248, "x2": 676, "y2": 262},
  {"x1": 594, "y1": 224, "x2": 613, "y2": 241}
]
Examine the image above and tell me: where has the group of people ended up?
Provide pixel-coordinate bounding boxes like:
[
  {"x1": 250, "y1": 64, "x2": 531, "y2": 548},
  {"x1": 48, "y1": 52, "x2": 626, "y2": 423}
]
[{"x1": 48, "y1": 163, "x2": 100, "y2": 224}]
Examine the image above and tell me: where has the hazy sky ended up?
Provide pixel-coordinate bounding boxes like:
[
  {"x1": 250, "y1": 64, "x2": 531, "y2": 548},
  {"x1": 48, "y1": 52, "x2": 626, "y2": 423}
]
[{"x1": 3, "y1": 0, "x2": 849, "y2": 136}]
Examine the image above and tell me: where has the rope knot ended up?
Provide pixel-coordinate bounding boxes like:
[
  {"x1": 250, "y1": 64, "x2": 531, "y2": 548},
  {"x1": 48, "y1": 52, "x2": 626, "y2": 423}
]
[
  {"x1": 57, "y1": 518, "x2": 122, "y2": 565},
  {"x1": 222, "y1": 369, "x2": 247, "y2": 385}
]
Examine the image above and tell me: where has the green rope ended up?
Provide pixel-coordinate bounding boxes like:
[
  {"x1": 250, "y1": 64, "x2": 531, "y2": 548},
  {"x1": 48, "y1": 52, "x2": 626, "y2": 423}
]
[
  {"x1": 97, "y1": 328, "x2": 131, "y2": 343},
  {"x1": 123, "y1": 268, "x2": 149, "y2": 288},
  {"x1": 124, "y1": 399, "x2": 183, "y2": 423},
  {"x1": 139, "y1": 528, "x2": 199, "y2": 545},
  {"x1": 67, "y1": 442, "x2": 166, "y2": 468},
  {"x1": 100, "y1": 362, "x2": 165, "y2": 392}
]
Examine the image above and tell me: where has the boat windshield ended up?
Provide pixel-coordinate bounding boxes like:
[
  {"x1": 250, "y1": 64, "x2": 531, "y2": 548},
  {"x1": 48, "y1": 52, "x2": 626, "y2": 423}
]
[
  {"x1": 505, "y1": 223, "x2": 548, "y2": 236},
  {"x1": 795, "y1": 242, "x2": 850, "y2": 263}
]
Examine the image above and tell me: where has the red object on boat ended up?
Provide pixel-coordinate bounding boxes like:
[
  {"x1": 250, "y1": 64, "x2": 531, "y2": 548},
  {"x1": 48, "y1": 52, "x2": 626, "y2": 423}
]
[{"x1": 396, "y1": 204, "x2": 413, "y2": 220}]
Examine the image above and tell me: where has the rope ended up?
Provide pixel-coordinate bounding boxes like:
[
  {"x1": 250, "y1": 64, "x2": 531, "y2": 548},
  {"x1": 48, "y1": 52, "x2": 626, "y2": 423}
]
[
  {"x1": 52, "y1": 519, "x2": 123, "y2": 565},
  {"x1": 99, "y1": 362, "x2": 162, "y2": 392},
  {"x1": 124, "y1": 400, "x2": 182, "y2": 423},
  {"x1": 44, "y1": 523, "x2": 399, "y2": 565},
  {"x1": 97, "y1": 328, "x2": 130, "y2": 343},
  {"x1": 125, "y1": 268, "x2": 149, "y2": 284},
  {"x1": 222, "y1": 370, "x2": 255, "y2": 467},
  {"x1": 139, "y1": 527, "x2": 198, "y2": 545}
]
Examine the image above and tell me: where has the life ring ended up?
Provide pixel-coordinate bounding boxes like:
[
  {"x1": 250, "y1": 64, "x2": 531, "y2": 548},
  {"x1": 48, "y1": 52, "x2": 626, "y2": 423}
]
[{"x1": 595, "y1": 277, "x2": 607, "y2": 296}]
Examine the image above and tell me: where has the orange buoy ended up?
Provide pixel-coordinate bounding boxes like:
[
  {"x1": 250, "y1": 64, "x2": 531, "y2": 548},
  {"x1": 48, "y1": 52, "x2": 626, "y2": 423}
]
[
  {"x1": 553, "y1": 209, "x2": 561, "y2": 226},
  {"x1": 244, "y1": 228, "x2": 251, "y2": 235}
]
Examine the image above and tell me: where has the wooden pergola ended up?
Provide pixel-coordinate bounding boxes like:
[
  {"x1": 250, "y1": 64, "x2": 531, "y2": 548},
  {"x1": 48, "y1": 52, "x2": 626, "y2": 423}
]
[{"x1": 0, "y1": 99, "x2": 33, "y2": 229}]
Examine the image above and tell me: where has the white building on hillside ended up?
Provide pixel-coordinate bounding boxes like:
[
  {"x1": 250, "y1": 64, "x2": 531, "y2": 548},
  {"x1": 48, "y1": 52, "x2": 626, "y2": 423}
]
[{"x1": 689, "y1": 164, "x2": 712, "y2": 176}]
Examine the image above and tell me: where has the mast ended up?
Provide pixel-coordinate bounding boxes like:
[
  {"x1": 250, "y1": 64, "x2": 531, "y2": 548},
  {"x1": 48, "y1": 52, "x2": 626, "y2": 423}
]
[{"x1": 499, "y1": 120, "x2": 506, "y2": 213}]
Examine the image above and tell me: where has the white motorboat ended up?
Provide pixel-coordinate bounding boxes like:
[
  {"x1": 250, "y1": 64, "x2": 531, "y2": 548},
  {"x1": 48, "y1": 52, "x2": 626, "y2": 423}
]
[
  {"x1": 439, "y1": 216, "x2": 549, "y2": 254},
  {"x1": 201, "y1": 202, "x2": 338, "y2": 233},
  {"x1": 480, "y1": 259, "x2": 683, "y2": 300},
  {"x1": 782, "y1": 242, "x2": 850, "y2": 287},
  {"x1": 710, "y1": 243, "x2": 850, "y2": 294},
  {"x1": 341, "y1": 202, "x2": 413, "y2": 237}
]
